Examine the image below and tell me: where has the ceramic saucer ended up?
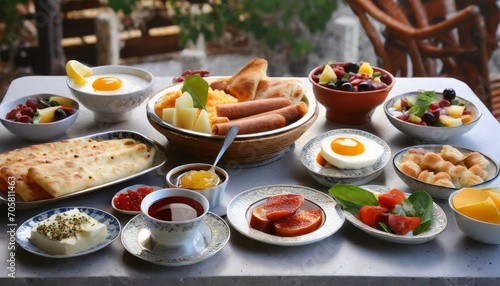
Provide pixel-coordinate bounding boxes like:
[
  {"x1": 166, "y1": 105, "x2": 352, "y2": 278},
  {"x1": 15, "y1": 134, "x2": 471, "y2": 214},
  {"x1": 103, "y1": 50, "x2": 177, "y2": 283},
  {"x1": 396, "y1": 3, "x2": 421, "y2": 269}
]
[{"x1": 121, "y1": 212, "x2": 229, "y2": 266}]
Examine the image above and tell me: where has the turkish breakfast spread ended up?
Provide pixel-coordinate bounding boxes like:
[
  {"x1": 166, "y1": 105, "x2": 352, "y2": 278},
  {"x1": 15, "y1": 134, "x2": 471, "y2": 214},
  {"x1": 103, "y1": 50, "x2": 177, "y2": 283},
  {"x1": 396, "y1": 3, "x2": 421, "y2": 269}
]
[{"x1": 30, "y1": 208, "x2": 107, "y2": 255}]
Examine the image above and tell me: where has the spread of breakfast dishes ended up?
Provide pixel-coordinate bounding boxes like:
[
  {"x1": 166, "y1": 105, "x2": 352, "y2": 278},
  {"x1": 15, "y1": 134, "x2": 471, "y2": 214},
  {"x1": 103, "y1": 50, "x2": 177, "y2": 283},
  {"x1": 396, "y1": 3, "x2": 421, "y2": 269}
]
[{"x1": 1, "y1": 56, "x2": 499, "y2": 275}]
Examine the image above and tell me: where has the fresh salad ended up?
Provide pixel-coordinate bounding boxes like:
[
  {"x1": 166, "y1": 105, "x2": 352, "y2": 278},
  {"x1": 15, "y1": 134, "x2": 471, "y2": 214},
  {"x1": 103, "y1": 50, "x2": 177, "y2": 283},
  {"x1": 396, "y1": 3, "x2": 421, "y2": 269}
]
[{"x1": 329, "y1": 184, "x2": 433, "y2": 235}]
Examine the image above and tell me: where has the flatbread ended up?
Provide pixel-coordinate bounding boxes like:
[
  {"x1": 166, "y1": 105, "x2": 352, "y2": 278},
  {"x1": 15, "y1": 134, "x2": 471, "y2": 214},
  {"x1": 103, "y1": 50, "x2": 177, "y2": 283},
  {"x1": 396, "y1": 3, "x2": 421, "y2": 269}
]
[
  {"x1": 0, "y1": 138, "x2": 156, "y2": 201},
  {"x1": 255, "y1": 78, "x2": 304, "y2": 104},
  {"x1": 226, "y1": 57, "x2": 268, "y2": 102}
]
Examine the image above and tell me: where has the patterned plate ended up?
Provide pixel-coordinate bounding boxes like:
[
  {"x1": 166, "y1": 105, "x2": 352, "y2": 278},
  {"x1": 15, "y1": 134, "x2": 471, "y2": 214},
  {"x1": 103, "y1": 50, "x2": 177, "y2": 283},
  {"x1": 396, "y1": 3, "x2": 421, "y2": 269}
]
[
  {"x1": 16, "y1": 207, "x2": 121, "y2": 258},
  {"x1": 226, "y1": 184, "x2": 345, "y2": 246},
  {"x1": 121, "y1": 212, "x2": 229, "y2": 266}
]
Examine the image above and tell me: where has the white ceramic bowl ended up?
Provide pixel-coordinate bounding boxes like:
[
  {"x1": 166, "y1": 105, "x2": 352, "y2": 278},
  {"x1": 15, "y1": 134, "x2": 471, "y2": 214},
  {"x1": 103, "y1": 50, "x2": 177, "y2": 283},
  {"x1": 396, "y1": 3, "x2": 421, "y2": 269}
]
[
  {"x1": 0, "y1": 94, "x2": 79, "y2": 141},
  {"x1": 384, "y1": 91, "x2": 481, "y2": 141},
  {"x1": 111, "y1": 184, "x2": 162, "y2": 215},
  {"x1": 67, "y1": 65, "x2": 154, "y2": 122},
  {"x1": 393, "y1": 144, "x2": 499, "y2": 200},
  {"x1": 449, "y1": 189, "x2": 500, "y2": 244},
  {"x1": 300, "y1": 129, "x2": 391, "y2": 187},
  {"x1": 166, "y1": 163, "x2": 228, "y2": 210}
]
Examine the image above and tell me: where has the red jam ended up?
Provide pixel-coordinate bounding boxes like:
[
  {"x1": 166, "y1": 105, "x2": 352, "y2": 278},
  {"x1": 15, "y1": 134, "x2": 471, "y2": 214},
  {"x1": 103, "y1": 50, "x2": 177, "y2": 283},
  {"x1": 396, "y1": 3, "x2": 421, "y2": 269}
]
[{"x1": 113, "y1": 186, "x2": 154, "y2": 211}]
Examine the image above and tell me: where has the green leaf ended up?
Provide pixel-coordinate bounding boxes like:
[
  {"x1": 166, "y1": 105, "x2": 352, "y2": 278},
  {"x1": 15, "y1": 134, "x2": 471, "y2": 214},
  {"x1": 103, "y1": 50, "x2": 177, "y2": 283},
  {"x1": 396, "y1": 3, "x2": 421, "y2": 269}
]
[
  {"x1": 408, "y1": 191, "x2": 434, "y2": 235},
  {"x1": 328, "y1": 184, "x2": 379, "y2": 212},
  {"x1": 409, "y1": 90, "x2": 436, "y2": 117},
  {"x1": 181, "y1": 75, "x2": 209, "y2": 110}
]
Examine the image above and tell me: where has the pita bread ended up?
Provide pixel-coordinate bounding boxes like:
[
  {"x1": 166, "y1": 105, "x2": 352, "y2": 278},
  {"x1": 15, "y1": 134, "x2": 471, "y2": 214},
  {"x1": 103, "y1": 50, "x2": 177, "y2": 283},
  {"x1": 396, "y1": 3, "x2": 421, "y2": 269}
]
[
  {"x1": 0, "y1": 138, "x2": 155, "y2": 201},
  {"x1": 255, "y1": 78, "x2": 304, "y2": 104},
  {"x1": 226, "y1": 58, "x2": 268, "y2": 101}
]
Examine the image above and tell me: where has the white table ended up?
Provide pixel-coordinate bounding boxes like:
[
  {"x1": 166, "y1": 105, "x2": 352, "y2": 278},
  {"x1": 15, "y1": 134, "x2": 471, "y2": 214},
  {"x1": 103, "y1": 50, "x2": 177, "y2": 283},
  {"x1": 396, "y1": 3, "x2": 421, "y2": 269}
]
[{"x1": 1, "y1": 76, "x2": 500, "y2": 285}]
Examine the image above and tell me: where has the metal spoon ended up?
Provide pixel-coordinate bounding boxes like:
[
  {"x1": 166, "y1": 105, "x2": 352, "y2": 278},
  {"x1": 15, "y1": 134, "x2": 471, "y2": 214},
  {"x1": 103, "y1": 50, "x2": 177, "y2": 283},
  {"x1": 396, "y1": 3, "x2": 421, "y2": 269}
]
[{"x1": 177, "y1": 125, "x2": 239, "y2": 187}]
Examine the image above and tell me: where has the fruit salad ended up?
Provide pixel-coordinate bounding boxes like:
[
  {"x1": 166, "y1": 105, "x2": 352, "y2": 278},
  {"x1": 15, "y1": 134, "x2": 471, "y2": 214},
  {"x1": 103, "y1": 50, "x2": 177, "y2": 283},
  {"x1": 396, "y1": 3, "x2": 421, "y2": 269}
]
[
  {"x1": 5, "y1": 96, "x2": 77, "y2": 124},
  {"x1": 388, "y1": 88, "x2": 475, "y2": 127},
  {"x1": 311, "y1": 61, "x2": 390, "y2": 92}
]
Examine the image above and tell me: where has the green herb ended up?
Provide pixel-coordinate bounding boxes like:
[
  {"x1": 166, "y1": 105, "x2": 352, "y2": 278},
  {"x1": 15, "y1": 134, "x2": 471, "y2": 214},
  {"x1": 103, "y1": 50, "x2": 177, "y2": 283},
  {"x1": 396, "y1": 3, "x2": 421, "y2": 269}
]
[
  {"x1": 408, "y1": 90, "x2": 436, "y2": 117},
  {"x1": 408, "y1": 191, "x2": 433, "y2": 235},
  {"x1": 181, "y1": 75, "x2": 209, "y2": 110},
  {"x1": 328, "y1": 184, "x2": 378, "y2": 214}
]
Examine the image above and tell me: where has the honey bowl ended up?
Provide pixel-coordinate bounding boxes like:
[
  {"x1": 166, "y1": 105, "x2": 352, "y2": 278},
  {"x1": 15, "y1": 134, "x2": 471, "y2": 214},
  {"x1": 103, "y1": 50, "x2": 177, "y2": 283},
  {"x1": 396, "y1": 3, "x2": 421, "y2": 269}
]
[{"x1": 166, "y1": 163, "x2": 229, "y2": 210}]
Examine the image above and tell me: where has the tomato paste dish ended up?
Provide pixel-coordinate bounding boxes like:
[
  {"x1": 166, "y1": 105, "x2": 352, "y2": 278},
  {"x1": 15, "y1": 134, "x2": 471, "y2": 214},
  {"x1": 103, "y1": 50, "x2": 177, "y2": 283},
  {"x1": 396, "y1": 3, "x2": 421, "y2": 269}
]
[{"x1": 249, "y1": 193, "x2": 323, "y2": 237}]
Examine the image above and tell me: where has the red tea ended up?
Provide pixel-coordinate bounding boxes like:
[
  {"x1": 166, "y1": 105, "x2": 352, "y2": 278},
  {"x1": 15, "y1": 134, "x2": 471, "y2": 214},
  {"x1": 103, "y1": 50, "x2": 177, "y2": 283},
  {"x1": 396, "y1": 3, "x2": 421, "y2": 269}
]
[{"x1": 148, "y1": 196, "x2": 204, "y2": 221}]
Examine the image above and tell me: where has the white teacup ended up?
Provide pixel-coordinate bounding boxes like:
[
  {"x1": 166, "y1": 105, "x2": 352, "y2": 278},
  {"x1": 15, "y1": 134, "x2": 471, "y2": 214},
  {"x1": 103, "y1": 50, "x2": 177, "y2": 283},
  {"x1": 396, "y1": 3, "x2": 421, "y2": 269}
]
[{"x1": 140, "y1": 188, "x2": 209, "y2": 248}]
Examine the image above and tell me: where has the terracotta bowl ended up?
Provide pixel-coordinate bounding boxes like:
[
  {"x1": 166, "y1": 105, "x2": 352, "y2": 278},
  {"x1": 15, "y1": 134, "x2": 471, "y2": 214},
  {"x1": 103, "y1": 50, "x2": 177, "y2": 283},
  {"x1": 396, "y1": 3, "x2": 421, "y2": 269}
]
[
  {"x1": 308, "y1": 63, "x2": 395, "y2": 125},
  {"x1": 147, "y1": 79, "x2": 319, "y2": 164}
]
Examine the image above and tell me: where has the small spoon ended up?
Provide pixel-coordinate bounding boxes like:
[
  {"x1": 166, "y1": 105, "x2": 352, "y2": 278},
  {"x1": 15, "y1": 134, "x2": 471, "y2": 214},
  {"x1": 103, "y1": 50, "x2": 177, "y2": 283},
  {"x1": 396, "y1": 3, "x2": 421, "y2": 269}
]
[{"x1": 177, "y1": 125, "x2": 239, "y2": 187}]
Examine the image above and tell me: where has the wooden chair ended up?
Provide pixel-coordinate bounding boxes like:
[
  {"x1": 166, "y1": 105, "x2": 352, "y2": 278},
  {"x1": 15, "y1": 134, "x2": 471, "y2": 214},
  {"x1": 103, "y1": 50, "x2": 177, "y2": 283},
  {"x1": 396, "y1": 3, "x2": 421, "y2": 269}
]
[{"x1": 345, "y1": 0, "x2": 500, "y2": 120}]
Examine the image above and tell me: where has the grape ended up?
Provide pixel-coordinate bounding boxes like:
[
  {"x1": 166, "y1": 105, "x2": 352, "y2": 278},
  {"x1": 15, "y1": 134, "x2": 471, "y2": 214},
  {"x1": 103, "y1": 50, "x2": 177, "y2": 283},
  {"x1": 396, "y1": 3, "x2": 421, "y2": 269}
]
[
  {"x1": 344, "y1": 62, "x2": 359, "y2": 73},
  {"x1": 439, "y1": 99, "x2": 451, "y2": 107},
  {"x1": 421, "y1": 112, "x2": 436, "y2": 125},
  {"x1": 25, "y1": 98, "x2": 39, "y2": 110},
  {"x1": 443, "y1": 88, "x2": 456, "y2": 101},
  {"x1": 54, "y1": 108, "x2": 67, "y2": 121},
  {"x1": 358, "y1": 81, "x2": 372, "y2": 91},
  {"x1": 341, "y1": 82, "x2": 353, "y2": 91}
]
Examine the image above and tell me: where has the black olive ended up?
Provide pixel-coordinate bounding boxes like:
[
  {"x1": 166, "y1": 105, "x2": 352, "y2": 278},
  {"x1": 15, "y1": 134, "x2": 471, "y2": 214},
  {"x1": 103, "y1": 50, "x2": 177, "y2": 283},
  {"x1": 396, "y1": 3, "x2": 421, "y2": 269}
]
[
  {"x1": 358, "y1": 81, "x2": 372, "y2": 91},
  {"x1": 443, "y1": 88, "x2": 456, "y2": 101},
  {"x1": 343, "y1": 62, "x2": 359, "y2": 74},
  {"x1": 54, "y1": 108, "x2": 67, "y2": 121},
  {"x1": 341, "y1": 82, "x2": 353, "y2": 91},
  {"x1": 326, "y1": 81, "x2": 336, "y2": 90}
]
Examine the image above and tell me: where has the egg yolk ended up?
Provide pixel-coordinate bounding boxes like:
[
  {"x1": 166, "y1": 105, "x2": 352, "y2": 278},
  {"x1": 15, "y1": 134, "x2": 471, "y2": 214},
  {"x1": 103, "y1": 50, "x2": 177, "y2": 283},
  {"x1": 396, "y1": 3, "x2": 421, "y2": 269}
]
[
  {"x1": 92, "y1": 76, "x2": 122, "y2": 91},
  {"x1": 330, "y1": 137, "x2": 365, "y2": 156}
]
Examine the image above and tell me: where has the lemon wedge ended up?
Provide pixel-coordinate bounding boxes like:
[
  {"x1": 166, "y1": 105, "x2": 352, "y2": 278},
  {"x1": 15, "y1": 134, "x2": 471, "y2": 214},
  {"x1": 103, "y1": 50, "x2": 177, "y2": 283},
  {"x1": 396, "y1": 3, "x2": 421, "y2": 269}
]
[
  {"x1": 66, "y1": 60, "x2": 92, "y2": 85},
  {"x1": 358, "y1": 62, "x2": 374, "y2": 77}
]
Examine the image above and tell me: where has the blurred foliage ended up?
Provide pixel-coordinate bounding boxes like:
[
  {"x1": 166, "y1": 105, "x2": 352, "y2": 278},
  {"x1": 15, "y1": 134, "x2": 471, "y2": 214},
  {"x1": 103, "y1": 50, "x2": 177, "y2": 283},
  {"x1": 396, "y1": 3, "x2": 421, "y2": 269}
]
[
  {"x1": 0, "y1": 0, "x2": 27, "y2": 65},
  {"x1": 108, "y1": 0, "x2": 338, "y2": 57}
]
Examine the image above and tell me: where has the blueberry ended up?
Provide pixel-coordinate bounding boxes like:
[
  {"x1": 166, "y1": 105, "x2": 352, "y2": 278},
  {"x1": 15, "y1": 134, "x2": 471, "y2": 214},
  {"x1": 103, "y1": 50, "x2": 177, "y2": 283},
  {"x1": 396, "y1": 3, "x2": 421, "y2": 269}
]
[{"x1": 341, "y1": 82, "x2": 353, "y2": 91}]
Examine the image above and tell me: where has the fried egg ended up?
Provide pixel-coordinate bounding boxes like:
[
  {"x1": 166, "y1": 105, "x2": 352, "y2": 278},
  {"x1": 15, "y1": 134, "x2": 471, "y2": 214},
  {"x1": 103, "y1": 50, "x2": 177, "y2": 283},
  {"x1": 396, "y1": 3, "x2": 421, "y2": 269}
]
[
  {"x1": 320, "y1": 134, "x2": 384, "y2": 169},
  {"x1": 75, "y1": 73, "x2": 149, "y2": 95}
]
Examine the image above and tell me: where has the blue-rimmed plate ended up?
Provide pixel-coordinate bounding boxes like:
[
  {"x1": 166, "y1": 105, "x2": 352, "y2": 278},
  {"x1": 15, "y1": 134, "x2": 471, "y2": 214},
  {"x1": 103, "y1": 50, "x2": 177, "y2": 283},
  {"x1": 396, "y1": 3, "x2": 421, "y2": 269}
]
[
  {"x1": 16, "y1": 207, "x2": 121, "y2": 258},
  {"x1": 343, "y1": 185, "x2": 447, "y2": 244},
  {"x1": 227, "y1": 184, "x2": 345, "y2": 246},
  {"x1": 300, "y1": 129, "x2": 391, "y2": 187}
]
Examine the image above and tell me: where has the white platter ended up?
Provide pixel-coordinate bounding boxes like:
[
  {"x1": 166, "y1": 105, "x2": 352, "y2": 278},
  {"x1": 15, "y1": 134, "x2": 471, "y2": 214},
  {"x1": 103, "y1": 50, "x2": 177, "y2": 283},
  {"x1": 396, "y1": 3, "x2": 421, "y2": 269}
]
[
  {"x1": 111, "y1": 184, "x2": 163, "y2": 215},
  {"x1": 121, "y1": 212, "x2": 229, "y2": 266},
  {"x1": 343, "y1": 185, "x2": 447, "y2": 244},
  {"x1": 16, "y1": 207, "x2": 121, "y2": 258},
  {"x1": 226, "y1": 184, "x2": 345, "y2": 246}
]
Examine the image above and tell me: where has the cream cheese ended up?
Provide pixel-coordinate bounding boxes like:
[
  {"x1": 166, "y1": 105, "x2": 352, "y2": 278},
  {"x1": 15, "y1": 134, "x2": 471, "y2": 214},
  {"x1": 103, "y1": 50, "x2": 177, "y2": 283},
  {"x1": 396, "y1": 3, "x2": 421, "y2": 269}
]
[{"x1": 30, "y1": 208, "x2": 107, "y2": 255}]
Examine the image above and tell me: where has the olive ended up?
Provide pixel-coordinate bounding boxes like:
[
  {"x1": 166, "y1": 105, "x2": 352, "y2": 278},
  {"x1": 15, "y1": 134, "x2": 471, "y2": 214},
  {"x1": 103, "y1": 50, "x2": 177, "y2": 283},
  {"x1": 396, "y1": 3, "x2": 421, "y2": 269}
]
[
  {"x1": 344, "y1": 62, "x2": 359, "y2": 74},
  {"x1": 443, "y1": 88, "x2": 456, "y2": 101},
  {"x1": 326, "y1": 81, "x2": 336, "y2": 90},
  {"x1": 54, "y1": 108, "x2": 68, "y2": 121},
  {"x1": 358, "y1": 81, "x2": 372, "y2": 91},
  {"x1": 421, "y1": 112, "x2": 436, "y2": 125},
  {"x1": 341, "y1": 82, "x2": 353, "y2": 91}
]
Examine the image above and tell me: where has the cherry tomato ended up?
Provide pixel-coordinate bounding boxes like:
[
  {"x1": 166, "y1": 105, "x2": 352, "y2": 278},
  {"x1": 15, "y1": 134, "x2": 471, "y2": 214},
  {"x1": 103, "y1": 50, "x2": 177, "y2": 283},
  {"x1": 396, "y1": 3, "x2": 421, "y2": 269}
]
[
  {"x1": 377, "y1": 188, "x2": 405, "y2": 210},
  {"x1": 359, "y1": 205, "x2": 388, "y2": 228},
  {"x1": 387, "y1": 214, "x2": 421, "y2": 235}
]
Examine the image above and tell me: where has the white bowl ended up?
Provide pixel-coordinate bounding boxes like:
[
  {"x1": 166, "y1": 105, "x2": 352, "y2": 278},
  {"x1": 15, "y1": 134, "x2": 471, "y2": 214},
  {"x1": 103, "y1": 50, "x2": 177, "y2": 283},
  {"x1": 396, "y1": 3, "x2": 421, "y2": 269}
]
[
  {"x1": 300, "y1": 129, "x2": 391, "y2": 187},
  {"x1": 384, "y1": 91, "x2": 481, "y2": 141},
  {"x1": 393, "y1": 144, "x2": 499, "y2": 200},
  {"x1": 449, "y1": 189, "x2": 500, "y2": 244},
  {"x1": 67, "y1": 65, "x2": 154, "y2": 122},
  {"x1": 111, "y1": 184, "x2": 162, "y2": 215},
  {"x1": 166, "y1": 163, "x2": 228, "y2": 210},
  {"x1": 0, "y1": 94, "x2": 79, "y2": 141}
]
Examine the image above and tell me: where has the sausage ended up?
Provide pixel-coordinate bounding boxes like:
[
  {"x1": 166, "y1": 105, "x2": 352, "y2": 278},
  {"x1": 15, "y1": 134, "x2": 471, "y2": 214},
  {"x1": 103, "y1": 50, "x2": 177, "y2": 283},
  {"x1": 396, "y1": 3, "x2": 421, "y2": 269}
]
[
  {"x1": 235, "y1": 101, "x2": 308, "y2": 123},
  {"x1": 212, "y1": 113, "x2": 286, "y2": 135},
  {"x1": 216, "y1": 97, "x2": 292, "y2": 119}
]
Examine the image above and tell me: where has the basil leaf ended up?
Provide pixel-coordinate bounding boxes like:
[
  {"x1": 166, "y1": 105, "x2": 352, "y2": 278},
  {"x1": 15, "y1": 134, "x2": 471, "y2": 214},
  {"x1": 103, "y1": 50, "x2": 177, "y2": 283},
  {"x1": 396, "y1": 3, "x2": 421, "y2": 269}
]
[
  {"x1": 402, "y1": 198, "x2": 416, "y2": 217},
  {"x1": 328, "y1": 184, "x2": 378, "y2": 212},
  {"x1": 181, "y1": 75, "x2": 208, "y2": 110},
  {"x1": 408, "y1": 191, "x2": 434, "y2": 235},
  {"x1": 409, "y1": 90, "x2": 436, "y2": 117}
]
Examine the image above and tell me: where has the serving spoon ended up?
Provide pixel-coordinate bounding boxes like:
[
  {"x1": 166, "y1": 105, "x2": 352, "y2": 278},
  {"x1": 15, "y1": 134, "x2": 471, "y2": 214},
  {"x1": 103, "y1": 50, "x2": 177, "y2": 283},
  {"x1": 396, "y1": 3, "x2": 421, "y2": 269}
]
[{"x1": 177, "y1": 125, "x2": 239, "y2": 188}]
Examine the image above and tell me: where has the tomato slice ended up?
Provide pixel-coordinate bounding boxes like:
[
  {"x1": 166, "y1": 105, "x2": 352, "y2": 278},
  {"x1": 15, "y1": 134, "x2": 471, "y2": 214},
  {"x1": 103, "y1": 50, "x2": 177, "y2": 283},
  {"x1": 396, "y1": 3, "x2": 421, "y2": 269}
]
[
  {"x1": 387, "y1": 214, "x2": 421, "y2": 235},
  {"x1": 378, "y1": 188, "x2": 405, "y2": 210},
  {"x1": 249, "y1": 205, "x2": 275, "y2": 234},
  {"x1": 358, "y1": 205, "x2": 388, "y2": 228},
  {"x1": 263, "y1": 193, "x2": 304, "y2": 221},
  {"x1": 274, "y1": 209, "x2": 323, "y2": 237}
]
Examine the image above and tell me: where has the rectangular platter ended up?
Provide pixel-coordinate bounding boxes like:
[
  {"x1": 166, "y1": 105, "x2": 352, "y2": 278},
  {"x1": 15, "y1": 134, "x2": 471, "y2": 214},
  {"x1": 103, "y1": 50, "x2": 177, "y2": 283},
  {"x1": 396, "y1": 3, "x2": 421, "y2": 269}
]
[{"x1": 0, "y1": 130, "x2": 167, "y2": 209}]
